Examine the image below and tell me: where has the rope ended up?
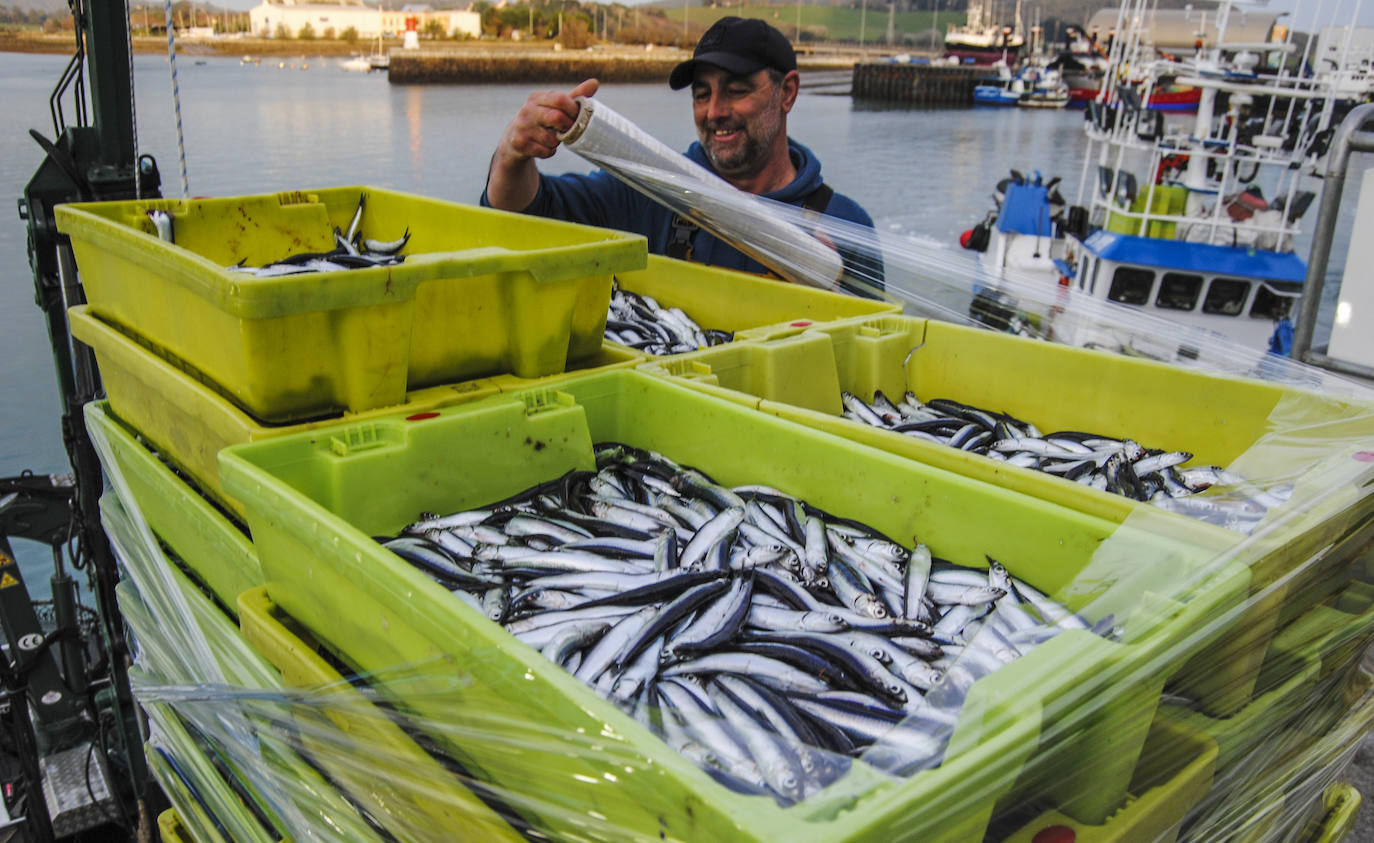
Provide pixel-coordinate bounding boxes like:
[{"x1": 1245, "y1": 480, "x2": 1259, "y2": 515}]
[
  {"x1": 123, "y1": 0, "x2": 138, "y2": 198},
  {"x1": 163, "y1": 0, "x2": 188, "y2": 197}
]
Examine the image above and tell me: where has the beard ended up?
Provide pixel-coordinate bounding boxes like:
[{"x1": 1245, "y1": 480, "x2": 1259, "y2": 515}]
[{"x1": 699, "y1": 93, "x2": 785, "y2": 178}]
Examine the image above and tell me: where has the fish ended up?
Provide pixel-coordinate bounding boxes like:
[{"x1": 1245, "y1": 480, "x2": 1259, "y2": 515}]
[
  {"x1": 223, "y1": 192, "x2": 407, "y2": 277},
  {"x1": 379, "y1": 442, "x2": 1105, "y2": 806},
  {"x1": 604, "y1": 282, "x2": 734, "y2": 355},
  {"x1": 837, "y1": 391, "x2": 1283, "y2": 533}
]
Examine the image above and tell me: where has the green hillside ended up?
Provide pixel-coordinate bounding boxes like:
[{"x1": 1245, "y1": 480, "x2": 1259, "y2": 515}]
[{"x1": 662, "y1": 6, "x2": 963, "y2": 44}]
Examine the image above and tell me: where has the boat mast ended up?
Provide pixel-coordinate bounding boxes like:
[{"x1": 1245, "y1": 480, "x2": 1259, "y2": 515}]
[{"x1": 1183, "y1": 6, "x2": 1219, "y2": 215}]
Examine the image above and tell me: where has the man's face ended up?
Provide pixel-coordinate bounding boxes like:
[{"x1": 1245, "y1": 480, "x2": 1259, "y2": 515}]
[{"x1": 691, "y1": 66, "x2": 795, "y2": 178}]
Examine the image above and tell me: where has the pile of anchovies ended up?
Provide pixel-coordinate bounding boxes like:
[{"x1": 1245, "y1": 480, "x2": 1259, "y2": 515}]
[
  {"x1": 380, "y1": 444, "x2": 1105, "y2": 805},
  {"x1": 221, "y1": 195, "x2": 410, "y2": 278},
  {"x1": 840, "y1": 391, "x2": 1291, "y2": 534},
  {"x1": 604, "y1": 284, "x2": 733, "y2": 355}
]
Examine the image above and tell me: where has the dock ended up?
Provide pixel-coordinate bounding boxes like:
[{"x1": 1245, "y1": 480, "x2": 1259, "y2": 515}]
[
  {"x1": 850, "y1": 63, "x2": 984, "y2": 105},
  {"x1": 387, "y1": 46, "x2": 867, "y2": 85},
  {"x1": 389, "y1": 48, "x2": 682, "y2": 84}
]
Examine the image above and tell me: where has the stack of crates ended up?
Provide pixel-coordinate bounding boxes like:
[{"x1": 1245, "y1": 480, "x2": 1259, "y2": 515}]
[
  {"x1": 633, "y1": 313, "x2": 1374, "y2": 838},
  {"x1": 56, "y1": 189, "x2": 1374, "y2": 841},
  {"x1": 55, "y1": 186, "x2": 645, "y2": 840}
]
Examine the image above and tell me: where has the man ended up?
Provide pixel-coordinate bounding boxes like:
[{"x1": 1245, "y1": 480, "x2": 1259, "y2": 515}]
[{"x1": 482, "y1": 16, "x2": 880, "y2": 293}]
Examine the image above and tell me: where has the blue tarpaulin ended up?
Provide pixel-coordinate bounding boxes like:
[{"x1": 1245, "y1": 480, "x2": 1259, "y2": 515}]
[{"x1": 997, "y1": 183, "x2": 1055, "y2": 237}]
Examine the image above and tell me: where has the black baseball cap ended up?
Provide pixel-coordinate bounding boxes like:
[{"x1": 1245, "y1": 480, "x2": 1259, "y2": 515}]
[{"x1": 668, "y1": 17, "x2": 797, "y2": 90}]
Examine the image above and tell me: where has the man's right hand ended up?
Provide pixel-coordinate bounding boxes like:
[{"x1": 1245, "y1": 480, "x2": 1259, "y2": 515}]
[{"x1": 486, "y1": 78, "x2": 599, "y2": 212}]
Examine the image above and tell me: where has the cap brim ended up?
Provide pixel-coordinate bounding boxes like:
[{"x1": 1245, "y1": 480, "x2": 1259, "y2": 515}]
[{"x1": 668, "y1": 51, "x2": 767, "y2": 89}]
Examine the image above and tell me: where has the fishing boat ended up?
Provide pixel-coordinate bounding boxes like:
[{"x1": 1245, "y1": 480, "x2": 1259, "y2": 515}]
[
  {"x1": 944, "y1": 0, "x2": 1025, "y2": 65},
  {"x1": 340, "y1": 54, "x2": 372, "y2": 72},
  {"x1": 960, "y1": 0, "x2": 1358, "y2": 357},
  {"x1": 1015, "y1": 67, "x2": 1069, "y2": 108},
  {"x1": 972, "y1": 63, "x2": 1024, "y2": 105}
]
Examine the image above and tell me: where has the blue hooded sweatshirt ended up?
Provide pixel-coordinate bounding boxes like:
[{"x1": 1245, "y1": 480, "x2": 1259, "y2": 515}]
[{"x1": 482, "y1": 138, "x2": 882, "y2": 293}]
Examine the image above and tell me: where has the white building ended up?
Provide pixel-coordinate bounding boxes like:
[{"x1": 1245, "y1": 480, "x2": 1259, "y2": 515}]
[{"x1": 248, "y1": 1, "x2": 480, "y2": 39}]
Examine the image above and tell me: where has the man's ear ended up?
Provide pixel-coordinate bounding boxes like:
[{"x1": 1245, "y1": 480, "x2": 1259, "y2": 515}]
[{"x1": 779, "y1": 70, "x2": 801, "y2": 113}]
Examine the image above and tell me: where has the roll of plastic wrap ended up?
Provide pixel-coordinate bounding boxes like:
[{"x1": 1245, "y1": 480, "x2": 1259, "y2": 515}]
[{"x1": 559, "y1": 97, "x2": 845, "y2": 289}]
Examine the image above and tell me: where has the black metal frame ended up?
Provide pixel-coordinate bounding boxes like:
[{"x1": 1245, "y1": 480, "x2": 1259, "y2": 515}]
[{"x1": 13, "y1": 0, "x2": 164, "y2": 836}]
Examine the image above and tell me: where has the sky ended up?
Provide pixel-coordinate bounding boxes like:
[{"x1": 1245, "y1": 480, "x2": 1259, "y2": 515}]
[{"x1": 1261, "y1": 0, "x2": 1374, "y2": 28}]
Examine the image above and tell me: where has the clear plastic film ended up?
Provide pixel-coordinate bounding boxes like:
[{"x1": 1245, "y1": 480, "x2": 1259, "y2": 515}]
[
  {"x1": 70, "y1": 107, "x2": 1374, "y2": 839},
  {"x1": 560, "y1": 98, "x2": 846, "y2": 290},
  {"x1": 82, "y1": 309, "x2": 1374, "y2": 843},
  {"x1": 561, "y1": 97, "x2": 1372, "y2": 399}
]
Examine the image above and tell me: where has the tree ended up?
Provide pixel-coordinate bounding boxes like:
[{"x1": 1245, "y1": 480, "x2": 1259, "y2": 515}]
[
  {"x1": 341, "y1": 25, "x2": 358, "y2": 43},
  {"x1": 322, "y1": 25, "x2": 336, "y2": 39},
  {"x1": 298, "y1": 21, "x2": 315, "y2": 39},
  {"x1": 274, "y1": 21, "x2": 289, "y2": 38},
  {"x1": 423, "y1": 18, "x2": 445, "y2": 38},
  {"x1": 559, "y1": 15, "x2": 594, "y2": 48}
]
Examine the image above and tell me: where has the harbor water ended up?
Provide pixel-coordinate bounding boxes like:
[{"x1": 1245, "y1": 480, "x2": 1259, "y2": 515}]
[{"x1": 0, "y1": 51, "x2": 1365, "y2": 593}]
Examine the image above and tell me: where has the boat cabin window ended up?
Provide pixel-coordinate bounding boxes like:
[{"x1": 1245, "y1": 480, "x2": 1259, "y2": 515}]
[
  {"x1": 1202, "y1": 278, "x2": 1250, "y2": 316},
  {"x1": 1156, "y1": 273, "x2": 1203, "y2": 311},
  {"x1": 1250, "y1": 282, "x2": 1300, "y2": 320},
  {"x1": 1108, "y1": 267, "x2": 1154, "y2": 305}
]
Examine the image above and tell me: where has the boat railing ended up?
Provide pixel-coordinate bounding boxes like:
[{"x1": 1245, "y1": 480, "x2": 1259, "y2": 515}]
[
  {"x1": 1083, "y1": 141, "x2": 1311, "y2": 249},
  {"x1": 1083, "y1": 125, "x2": 1320, "y2": 171},
  {"x1": 1292, "y1": 102, "x2": 1374, "y2": 380}
]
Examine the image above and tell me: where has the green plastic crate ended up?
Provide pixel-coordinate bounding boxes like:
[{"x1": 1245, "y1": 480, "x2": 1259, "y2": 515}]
[
  {"x1": 637, "y1": 314, "x2": 1374, "y2": 715},
  {"x1": 1000, "y1": 716, "x2": 1218, "y2": 843},
  {"x1": 219, "y1": 369, "x2": 1247, "y2": 840},
  {"x1": 88, "y1": 402, "x2": 261, "y2": 610},
  {"x1": 236, "y1": 586, "x2": 524, "y2": 842},
  {"x1": 56, "y1": 187, "x2": 646, "y2": 421},
  {"x1": 610, "y1": 254, "x2": 899, "y2": 352}
]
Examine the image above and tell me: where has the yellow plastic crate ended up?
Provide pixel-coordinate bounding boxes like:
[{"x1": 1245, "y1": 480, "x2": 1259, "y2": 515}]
[
  {"x1": 90, "y1": 404, "x2": 261, "y2": 610},
  {"x1": 1303, "y1": 784, "x2": 1362, "y2": 843},
  {"x1": 157, "y1": 809, "x2": 193, "y2": 843},
  {"x1": 236, "y1": 586, "x2": 523, "y2": 842},
  {"x1": 57, "y1": 187, "x2": 646, "y2": 421},
  {"x1": 219, "y1": 370, "x2": 1250, "y2": 840},
  {"x1": 1183, "y1": 671, "x2": 1374, "y2": 842},
  {"x1": 73, "y1": 307, "x2": 502, "y2": 521},
  {"x1": 638, "y1": 314, "x2": 1374, "y2": 715},
  {"x1": 1000, "y1": 716, "x2": 1218, "y2": 843}
]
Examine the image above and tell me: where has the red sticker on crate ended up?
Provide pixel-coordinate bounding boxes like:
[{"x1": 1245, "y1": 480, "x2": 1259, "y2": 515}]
[
  {"x1": 1032, "y1": 826, "x2": 1075, "y2": 843},
  {"x1": 1355, "y1": 451, "x2": 1374, "y2": 462},
  {"x1": 790, "y1": 321, "x2": 812, "y2": 328},
  {"x1": 406, "y1": 412, "x2": 441, "y2": 421}
]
